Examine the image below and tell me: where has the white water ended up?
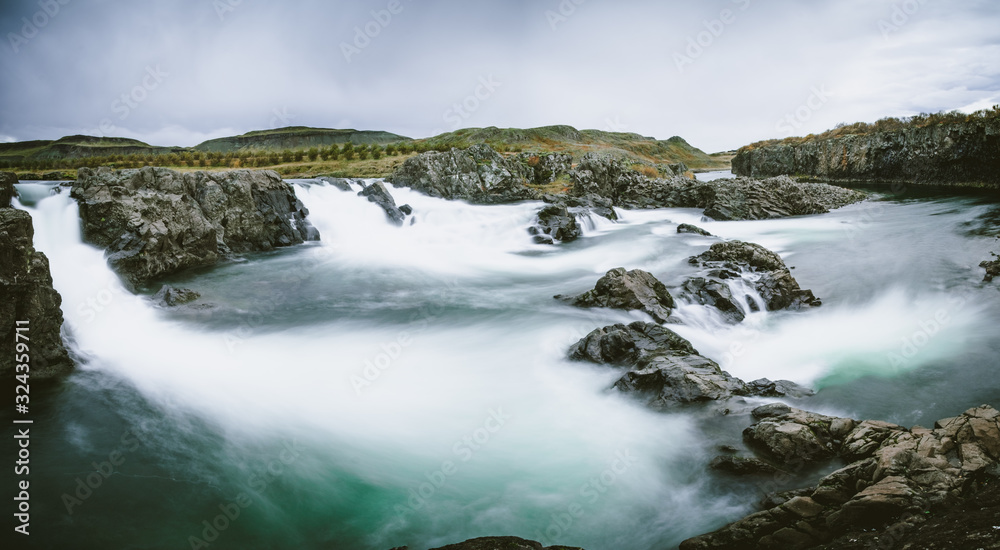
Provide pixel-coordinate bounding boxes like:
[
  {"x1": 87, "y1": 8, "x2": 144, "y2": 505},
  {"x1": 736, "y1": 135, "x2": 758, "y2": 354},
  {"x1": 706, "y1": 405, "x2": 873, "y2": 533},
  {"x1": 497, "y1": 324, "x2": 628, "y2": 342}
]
[{"x1": 13, "y1": 181, "x2": 999, "y2": 549}]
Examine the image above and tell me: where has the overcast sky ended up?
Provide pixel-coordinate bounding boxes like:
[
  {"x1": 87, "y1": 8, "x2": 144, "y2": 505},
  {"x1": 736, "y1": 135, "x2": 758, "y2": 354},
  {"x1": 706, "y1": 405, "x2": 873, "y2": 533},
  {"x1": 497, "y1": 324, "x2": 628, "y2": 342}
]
[{"x1": 1, "y1": 0, "x2": 998, "y2": 153}]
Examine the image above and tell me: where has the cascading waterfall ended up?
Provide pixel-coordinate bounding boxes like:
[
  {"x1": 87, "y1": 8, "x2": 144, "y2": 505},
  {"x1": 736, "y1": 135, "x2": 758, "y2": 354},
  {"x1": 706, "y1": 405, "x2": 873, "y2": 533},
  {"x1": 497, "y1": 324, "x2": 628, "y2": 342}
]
[{"x1": 10, "y1": 179, "x2": 1000, "y2": 549}]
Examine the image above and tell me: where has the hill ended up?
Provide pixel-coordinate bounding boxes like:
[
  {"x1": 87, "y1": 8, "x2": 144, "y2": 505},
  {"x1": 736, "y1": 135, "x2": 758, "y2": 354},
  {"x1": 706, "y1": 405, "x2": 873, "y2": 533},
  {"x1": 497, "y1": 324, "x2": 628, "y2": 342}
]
[
  {"x1": 415, "y1": 125, "x2": 725, "y2": 169},
  {"x1": 193, "y1": 126, "x2": 412, "y2": 152},
  {"x1": 0, "y1": 135, "x2": 181, "y2": 163}
]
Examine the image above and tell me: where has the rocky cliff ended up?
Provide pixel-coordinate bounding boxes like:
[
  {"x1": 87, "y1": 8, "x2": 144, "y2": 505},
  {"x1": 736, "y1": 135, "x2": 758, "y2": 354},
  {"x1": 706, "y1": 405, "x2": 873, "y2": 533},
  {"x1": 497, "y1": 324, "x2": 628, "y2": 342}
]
[
  {"x1": 71, "y1": 167, "x2": 319, "y2": 289},
  {"x1": 732, "y1": 117, "x2": 1000, "y2": 188},
  {"x1": 1, "y1": 172, "x2": 73, "y2": 379}
]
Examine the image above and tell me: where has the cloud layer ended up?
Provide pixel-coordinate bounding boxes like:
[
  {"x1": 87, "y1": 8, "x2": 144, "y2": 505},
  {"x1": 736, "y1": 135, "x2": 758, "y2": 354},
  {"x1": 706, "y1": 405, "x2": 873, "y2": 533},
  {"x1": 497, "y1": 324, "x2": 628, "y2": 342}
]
[{"x1": 1, "y1": 0, "x2": 998, "y2": 152}]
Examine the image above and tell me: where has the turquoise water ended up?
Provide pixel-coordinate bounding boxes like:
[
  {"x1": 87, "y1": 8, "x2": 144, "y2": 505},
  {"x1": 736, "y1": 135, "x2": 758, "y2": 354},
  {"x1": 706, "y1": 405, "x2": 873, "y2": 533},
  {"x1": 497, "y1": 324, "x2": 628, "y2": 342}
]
[{"x1": 5, "y1": 181, "x2": 1000, "y2": 549}]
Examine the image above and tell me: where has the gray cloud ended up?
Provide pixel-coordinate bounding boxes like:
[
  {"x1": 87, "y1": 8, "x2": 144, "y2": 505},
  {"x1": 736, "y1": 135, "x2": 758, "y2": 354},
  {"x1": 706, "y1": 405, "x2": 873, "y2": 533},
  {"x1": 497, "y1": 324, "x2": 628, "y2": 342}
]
[{"x1": 1, "y1": 0, "x2": 998, "y2": 152}]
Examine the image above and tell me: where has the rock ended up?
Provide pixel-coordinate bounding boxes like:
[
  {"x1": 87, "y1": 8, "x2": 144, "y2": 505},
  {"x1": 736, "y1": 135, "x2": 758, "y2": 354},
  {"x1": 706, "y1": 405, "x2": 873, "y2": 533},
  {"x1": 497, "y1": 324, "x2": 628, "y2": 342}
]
[
  {"x1": 70, "y1": 167, "x2": 319, "y2": 290},
  {"x1": 689, "y1": 241, "x2": 821, "y2": 311},
  {"x1": 387, "y1": 144, "x2": 539, "y2": 204},
  {"x1": 678, "y1": 223, "x2": 712, "y2": 236},
  {"x1": 398, "y1": 204, "x2": 413, "y2": 215},
  {"x1": 318, "y1": 176, "x2": 355, "y2": 191},
  {"x1": 541, "y1": 193, "x2": 618, "y2": 221},
  {"x1": 681, "y1": 404, "x2": 1000, "y2": 549},
  {"x1": 1, "y1": 171, "x2": 17, "y2": 207},
  {"x1": 511, "y1": 152, "x2": 573, "y2": 185},
  {"x1": 528, "y1": 204, "x2": 581, "y2": 244},
  {"x1": 677, "y1": 276, "x2": 746, "y2": 323},
  {"x1": 699, "y1": 176, "x2": 866, "y2": 221},
  {"x1": 732, "y1": 117, "x2": 1000, "y2": 189},
  {"x1": 17, "y1": 172, "x2": 41, "y2": 180},
  {"x1": 152, "y1": 285, "x2": 200, "y2": 307},
  {"x1": 745, "y1": 378, "x2": 815, "y2": 398},
  {"x1": 709, "y1": 455, "x2": 785, "y2": 476},
  {"x1": 358, "y1": 181, "x2": 406, "y2": 226},
  {"x1": 0, "y1": 208, "x2": 73, "y2": 380},
  {"x1": 429, "y1": 536, "x2": 584, "y2": 550},
  {"x1": 568, "y1": 321, "x2": 696, "y2": 365},
  {"x1": 558, "y1": 267, "x2": 676, "y2": 323},
  {"x1": 41, "y1": 171, "x2": 66, "y2": 180},
  {"x1": 613, "y1": 353, "x2": 749, "y2": 409},
  {"x1": 569, "y1": 154, "x2": 696, "y2": 209},
  {"x1": 982, "y1": 254, "x2": 1000, "y2": 282}
]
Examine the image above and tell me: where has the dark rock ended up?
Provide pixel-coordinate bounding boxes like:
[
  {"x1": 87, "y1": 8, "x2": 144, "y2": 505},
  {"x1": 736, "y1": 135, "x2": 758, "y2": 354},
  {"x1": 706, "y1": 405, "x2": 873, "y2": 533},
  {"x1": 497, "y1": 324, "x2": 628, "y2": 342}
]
[
  {"x1": 568, "y1": 321, "x2": 696, "y2": 365},
  {"x1": 359, "y1": 181, "x2": 406, "y2": 226},
  {"x1": 614, "y1": 353, "x2": 750, "y2": 409},
  {"x1": 678, "y1": 223, "x2": 712, "y2": 236},
  {"x1": 745, "y1": 378, "x2": 815, "y2": 398},
  {"x1": 558, "y1": 267, "x2": 675, "y2": 323},
  {"x1": 398, "y1": 204, "x2": 413, "y2": 215},
  {"x1": 429, "y1": 536, "x2": 584, "y2": 550},
  {"x1": 41, "y1": 171, "x2": 67, "y2": 180},
  {"x1": 678, "y1": 276, "x2": 745, "y2": 323},
  {"x1": 318, "y1": 176, "x2": 354, "y2": 191},
  {"x1": 699, "y1": 176, "x2": 866, "y2": 221},
  {"x1": 0, "y1": 208, "x2": 73, "y2": 380},
  {"x1": 1, "y1": 171, "x2": 17, "y2": 207},
  {"x1": 542, "y1": 193, "x2": 618, "y2": 221},
  {"x1": 387, "y1": 144, "x2": 539, "y2": 204},
  {"x1": 17, "y1": 172, "x2": 41, "y2": 180},
  {"x1": 528, "y1": 204, "x2": 582, "y2": 244},
  {"x1": 732, "y1": 117, "x2": 1000, "y2": 189},
  {"x1": 682, "y1": 405, "x2": 1000, "y2": 550},
  {"x1": 153, "y1": 285, "x2": 200, "y2": 307},
  {"x1": 511, "y1": 152, "x2": 573, "y2": 185},
  {"x1": 689, "y1": 241, "x2": 821, "y2": 311},
  {"x1": 981, "y1": 254, "x2": 1000, "y2": 282},
  {"x1": 70, "y1": 167, "x2": 319, "y2": 290},
  {"x1": 709, "y1": 455, "x2": 785, "y2": 476}
]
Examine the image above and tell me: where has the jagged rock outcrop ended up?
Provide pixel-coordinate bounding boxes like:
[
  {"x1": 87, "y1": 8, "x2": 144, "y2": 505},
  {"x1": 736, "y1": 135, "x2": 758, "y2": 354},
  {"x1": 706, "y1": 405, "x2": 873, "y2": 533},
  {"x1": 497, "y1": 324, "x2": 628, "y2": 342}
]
[
  {"x1": 677, "y1": 276, "x2": 747, "y2": 323},
  {"x1": 319, "y1": 176, "x2": 355, "y2": 191},
  {"x1": 358, "y1": 181, "x2": 408, "y2": 226},
  {"x1": 732, "y1": 117, "x2": 1000, "y2": 188},
  {"x1": 569, "y1": 154, "x2": 695, "y2": 209},
  {"x1": 696, "y1": 176, "x2": 865, "y2": 221},
  {"x1": 689, "y1": 241, "x2": 821, "y2": 311},
  {"x1": 982, "y1": 253, "x2": 999, "y2": 282},
  {"x1": 71, "y1": 167, "x2": 319, "y2": 289},
  {"x1": 680, "y1": 404, "x2": 1000, "y2": 550},
  {"x1": 0, "y1": 203, "x2": 73, "y2": 379},
  {"x1": 387, "y1": 144, "x2": 540, "y2": 204},
  {"x1": 529, "y1": 193, "x2": 617, "y2": 244},
  {"x1": 557, "y1": 268, "x2": 676, "y2": 323},
  {"x1": 567, "y1": 322, "x2": 812, "y2": 409},
  {"x1": 511, "y1": 152, "x2": 573, "y2": 185}
]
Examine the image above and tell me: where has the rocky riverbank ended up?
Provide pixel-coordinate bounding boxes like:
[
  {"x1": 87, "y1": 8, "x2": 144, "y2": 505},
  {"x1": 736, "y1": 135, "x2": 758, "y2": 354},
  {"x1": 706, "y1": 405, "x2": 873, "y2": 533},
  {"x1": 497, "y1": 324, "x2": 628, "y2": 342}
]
[
  {"x1": 732, "y1": 117, "x2": 1000, "y2": 188},
  {"x1": 71, "y1": 167, "x2": 319, "y2": 289},
  {"x1": 0, "y1": 171, "x2": 73, "y2": 379}
]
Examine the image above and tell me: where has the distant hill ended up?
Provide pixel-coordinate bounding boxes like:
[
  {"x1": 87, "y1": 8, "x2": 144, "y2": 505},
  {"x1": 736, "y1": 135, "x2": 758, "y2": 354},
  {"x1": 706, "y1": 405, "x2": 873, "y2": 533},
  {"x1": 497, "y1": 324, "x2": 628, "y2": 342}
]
[
  {"x1": 193, "y1": 127, "x2": 412, "y2": 152},
  {"x1": 416, "y1": 125, "x2": 724, "y2": 169},
  {"x1": 0, "y1": 135, "x2": 181, "y2": 163}
]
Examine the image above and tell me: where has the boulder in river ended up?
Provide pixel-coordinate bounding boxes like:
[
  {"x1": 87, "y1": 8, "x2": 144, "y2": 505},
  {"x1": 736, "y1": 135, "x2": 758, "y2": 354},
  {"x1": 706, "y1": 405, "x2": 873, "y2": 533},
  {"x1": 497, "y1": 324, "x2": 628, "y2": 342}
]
[
  {"x1": 71, "y1": 167, "x2": 320, "y2": 290},
  {"x1": 152, "y1": 285, "x2": 200, "y2": 307},
  {"x1": 677, "y1": 223, "x2": 712, "y2": 236},
  {"x1": 318, "y1": 176, "x2": 355, "y2": 191},
  {"x1": 677, "y1": 276, "x2": 746, "y2": 323},
  {"x1": 1, "y1": 171, "x2": 17, "y2": 207},
  {"x1": 358, "y1": 181, "x2": 407, "y2": 226},
  {"x1": 689, "y1": 241, "x2": 821, "y2": 311},
  {"x1": 427, "y1": 535, "x2": 584, "y2": 550},
  {"x1": 680, "y1": 404, "x2": 1000, "y2": 550},
  {"x1": 0, "y1": 204, "x2": 73, "y2": 380},
  {"x1": 387, "y1": 144, "x2": 539, "y2": 204},
  {"x1": 558, "y1": 268, "x2": 676, "y2": 323},
  {"x1": 529, "y1": 193, "x2": 618, "y2": 245},
  {"x1": 981, "y1": 253, "x2": 999, "y2": 282}
]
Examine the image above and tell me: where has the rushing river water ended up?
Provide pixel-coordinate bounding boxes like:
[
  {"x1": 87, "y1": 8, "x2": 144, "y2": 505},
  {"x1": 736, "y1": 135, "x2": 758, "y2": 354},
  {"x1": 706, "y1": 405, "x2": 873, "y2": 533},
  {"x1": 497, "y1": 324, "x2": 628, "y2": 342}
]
[{"x1": 6, "y1": 176, "x2": 1000, "y2": 550}]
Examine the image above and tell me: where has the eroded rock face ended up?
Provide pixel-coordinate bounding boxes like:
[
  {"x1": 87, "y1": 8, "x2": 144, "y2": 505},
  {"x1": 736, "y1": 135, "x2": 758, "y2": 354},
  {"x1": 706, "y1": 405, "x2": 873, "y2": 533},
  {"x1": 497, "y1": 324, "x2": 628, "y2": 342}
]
[
  {"x1": 689, "y1": 241, "x2": 821, "y2": 311},
  {"x1": 731, "y1": 118, "x2": 1000, "y2": 188},
  {"x1": 558, "y1": 268, "x2": 675, "y2": 323},
  {"x1": 681, "y1": 404, "x2": 1000, "y2": 550},
  {"x1": 152, "y1": 285, "x2": 200, "y2": 307},
  {"x1": 71, "y1": 167, "x2": 319, "y2": 289},
  {"x1": 1, "y1": 171, "x2": 17, "y2": 207},
  {"x1": 387, "y1": 144, "x2": 540, "y2": 204},
  {"x1": 698, "y1": 176, "x2": 865, "y2": 221},
  {"x1": 678, "y1": 276, "x2": 746, "y2": 323},
  {"x1": 0, "y1": 206, "x2": 72, "y2": 379}
]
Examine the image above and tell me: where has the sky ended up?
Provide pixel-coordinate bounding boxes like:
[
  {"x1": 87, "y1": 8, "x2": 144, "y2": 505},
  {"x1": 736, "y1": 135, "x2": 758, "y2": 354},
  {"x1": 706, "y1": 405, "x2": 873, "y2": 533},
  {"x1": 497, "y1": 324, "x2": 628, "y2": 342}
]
[{"x1": 1, "y1": 0, "x2": 998, "y2": 153}]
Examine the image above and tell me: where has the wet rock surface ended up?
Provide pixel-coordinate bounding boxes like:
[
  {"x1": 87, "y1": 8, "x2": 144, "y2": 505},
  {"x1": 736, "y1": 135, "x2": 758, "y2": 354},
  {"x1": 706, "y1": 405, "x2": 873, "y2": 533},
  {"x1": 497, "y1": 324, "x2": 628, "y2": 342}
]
[
  {"x1": 71, "y1": 167, "x2": 319, "y2": 289},
  {"x1": 557, "y1": 268, "x2": 676, "y2": 323},
  {"x1": 680, "y1": 404, "x2": 1000, "y2": 550}
]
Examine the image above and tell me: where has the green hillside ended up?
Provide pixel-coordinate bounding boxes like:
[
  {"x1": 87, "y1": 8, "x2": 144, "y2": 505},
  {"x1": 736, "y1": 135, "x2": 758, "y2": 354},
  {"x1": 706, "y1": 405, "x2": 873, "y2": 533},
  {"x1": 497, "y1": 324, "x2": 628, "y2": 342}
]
[
  {"x1": 0, "y1": 135, "x2": 180, "y2": 163},
  {"x1": 193, "y1": 126, "x2": 412, "y2": 152}
]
